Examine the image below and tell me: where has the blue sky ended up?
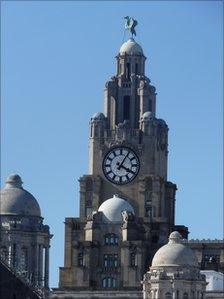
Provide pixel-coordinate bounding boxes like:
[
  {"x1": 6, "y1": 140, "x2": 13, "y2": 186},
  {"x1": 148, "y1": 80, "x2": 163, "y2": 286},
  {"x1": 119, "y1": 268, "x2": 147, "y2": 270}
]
[{"x1": 1, "y1": 1, "x2": 223, "y2": 288}]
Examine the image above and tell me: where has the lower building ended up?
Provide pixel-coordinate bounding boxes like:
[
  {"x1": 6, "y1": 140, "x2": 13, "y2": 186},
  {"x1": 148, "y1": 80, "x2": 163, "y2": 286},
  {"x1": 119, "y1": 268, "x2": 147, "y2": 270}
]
[
  {"x1": 0, "y1": 174, "x2": 52, "y2": 295},
  {"x1": 143, "y1": 231, "x2": 207, "y2": 299}
]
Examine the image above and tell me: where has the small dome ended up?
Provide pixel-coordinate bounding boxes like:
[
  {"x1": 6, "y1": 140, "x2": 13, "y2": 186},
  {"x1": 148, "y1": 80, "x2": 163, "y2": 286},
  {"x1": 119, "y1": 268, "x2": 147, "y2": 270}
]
[
  {"x1": 98, "y1": 195, "x2": 134, "y2": 223},
  {"x1": 91, "y1": 112, "x2": 105, "y2": 121},
  {"x1": 141, "y1": 111, "x2": 154, "y2": 121},
  {"x1": 157, "y1": 118, "x2": 167, "y2": 126},
  {"x1": 119, "y1": 38, "x2": 143, "y2": 55},
  {"x1": 151, "y1": 231, "x2": 198, "y2": 268},
  {"x1": 0, "y1": 174, "x2": 41, "y2": 217}
]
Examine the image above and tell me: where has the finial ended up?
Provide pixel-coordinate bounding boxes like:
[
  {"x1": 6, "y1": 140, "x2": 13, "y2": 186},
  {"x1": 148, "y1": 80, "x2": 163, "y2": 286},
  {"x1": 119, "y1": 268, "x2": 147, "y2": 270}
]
[
  {"x1": 168, "y1": 231, "x2": 183, "y2": 244},
  {"x1": 124, "y1": 16, "x2": 138, "y2": 37},
  {"x1": 5, "y1": 173, "x2": 23, "y2": 189}
]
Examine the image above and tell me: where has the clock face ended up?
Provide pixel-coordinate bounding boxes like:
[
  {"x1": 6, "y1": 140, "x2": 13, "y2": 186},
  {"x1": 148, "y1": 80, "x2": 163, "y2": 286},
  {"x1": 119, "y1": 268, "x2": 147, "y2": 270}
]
[{"x1": 102, "y1": 147, "x2": 140, "y2": 185}]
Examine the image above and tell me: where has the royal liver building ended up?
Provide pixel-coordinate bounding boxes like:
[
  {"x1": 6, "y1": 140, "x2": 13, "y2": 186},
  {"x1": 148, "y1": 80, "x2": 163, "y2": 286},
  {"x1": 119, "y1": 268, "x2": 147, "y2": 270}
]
[
  {"x1": 52, "y1": 19, "x2": 223, "y2": 298},
  {"x1": 56, "y1": 20, "x2": 187, "y2": 293}
]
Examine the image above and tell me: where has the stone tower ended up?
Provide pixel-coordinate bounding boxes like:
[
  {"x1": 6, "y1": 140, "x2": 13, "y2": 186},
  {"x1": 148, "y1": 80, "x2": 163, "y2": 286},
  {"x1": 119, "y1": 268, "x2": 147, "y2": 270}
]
[
  {"x1": 57, "y1": 31, "x2": 188, "y2": 296},
  {"x1": 0, "y1": 174, "x2": 52, "y2": 290}
]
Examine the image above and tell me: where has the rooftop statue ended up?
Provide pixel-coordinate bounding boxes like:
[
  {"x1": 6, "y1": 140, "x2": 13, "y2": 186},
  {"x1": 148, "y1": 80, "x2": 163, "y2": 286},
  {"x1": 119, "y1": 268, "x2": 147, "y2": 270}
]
[{"x1": 124, "y1": 16, "x2": 138, "y2": 37}]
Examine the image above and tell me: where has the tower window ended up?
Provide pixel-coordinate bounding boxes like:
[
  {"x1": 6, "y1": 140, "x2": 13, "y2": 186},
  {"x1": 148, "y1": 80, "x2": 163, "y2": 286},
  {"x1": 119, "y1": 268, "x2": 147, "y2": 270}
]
[
  {"x1": 149, "y1": 99, "x2": 152, "y2": 111},
  {"x1": 104, "y1": 234, "x2": 118, "y2": 245},
  {"x1": 126, "y1": 63, "x2": 130, "y2": 79},
  {"x1": 103, "y1": 254, "x2": 118, "y2": 268},
  {"x1": 135, "y1": 63, "x2": 138, "y2": 74},
  {"x1": 102, "y1": 277, "x2": 116, "y2": 288},
  {"x1": 123, "y1": 96, "x2": 130, "y2": 121}
]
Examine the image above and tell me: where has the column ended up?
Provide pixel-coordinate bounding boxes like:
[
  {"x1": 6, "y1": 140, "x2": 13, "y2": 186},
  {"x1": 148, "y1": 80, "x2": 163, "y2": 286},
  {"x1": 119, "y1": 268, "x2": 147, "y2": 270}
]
[
  {"x1": 44, "y1": 246, "x2": 49, "y2": 288},
  {"x1": 38, "y1": 244, "x2": 43, "y2": 286}
]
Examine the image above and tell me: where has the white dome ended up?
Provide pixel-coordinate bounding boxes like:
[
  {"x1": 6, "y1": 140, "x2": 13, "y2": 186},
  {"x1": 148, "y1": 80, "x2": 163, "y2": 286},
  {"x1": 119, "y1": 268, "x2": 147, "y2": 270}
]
[
  {"x1": 91, "y1": 112, "x2": 105, "y2": 120},
  {"x1": 152, "y1": 231, "x2": 198, "y2": 268},
  {"x1": 119, "y1": 38, "x2": 143, "y2": 55},
  {"x1": 0, "y1": 174, "x2": 41, "y2": 217},
  {"x1": 98, "y1": 195, "x2": 134, "y2": 223},
  {"x1": 141, "y1": 111, "x2": 154, "y2": 121}
]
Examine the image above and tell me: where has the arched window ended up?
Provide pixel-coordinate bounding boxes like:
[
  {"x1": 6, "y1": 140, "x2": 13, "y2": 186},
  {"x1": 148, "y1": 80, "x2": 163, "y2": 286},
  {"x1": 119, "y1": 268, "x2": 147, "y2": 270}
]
[
  {"x1": 102, "y1": 277, "x2": 116, "y2": 288},
  {"x1": 183, "y1": 293, "x2": 188, "y2": 299},
  {"x1": 126, "y1": 63, "x2": 130, "y2": 79},
  {"x1": 104, "y1": 234, "x2": 118, "y2": 245},
  {"x1": 103, "y1": 254, "x2": 118, "y2": 268},
  {"x1": 0, "y1": 246, "x2": 8, "y2": 262},
  {"x1": 123, "y1": 96, "x2": 130, "y2": 121},
  {"x1": 165, "y1": 292, "x2": 172, "y2": 299}
]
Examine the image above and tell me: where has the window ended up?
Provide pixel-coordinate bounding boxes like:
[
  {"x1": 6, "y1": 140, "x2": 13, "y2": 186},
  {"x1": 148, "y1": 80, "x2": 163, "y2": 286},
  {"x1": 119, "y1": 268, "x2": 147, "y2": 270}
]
[
  {"x1": 123, "y1": 96, "x2": 130, "y2": 121},
  {"x1": 149, "y1": 99, "x2": 152, "y2": 111},
  {"x1": 104, "y1": 234, "x2": 118, "y2": 245},
  {"x1": 126, "y1": 63, "x2": 130, "y2": 79},
  {"x1": 103, "y1": 254, "x2": 118, "y2": 268},
  {"x1": 183, "y1": 293, "x2": 188, "y2": 299},
  {"x1": 85, "y1": 207, "x2": 92, "y2": 217},
  {"x1": 102, "y1": 277, "x2": 116, "y2": 288},
  {"x1": 130, "y1": 252, "x2": 137, "y2": 267},
  {"x1": 78, "y1": 252, "x2": 84, "y2": 266},
  {"x1": 165, "y1": 293, "x2": 172, "y2": 299},
  {"x1": 135, "y1": 63, "x2": 138, "y2": 74}
]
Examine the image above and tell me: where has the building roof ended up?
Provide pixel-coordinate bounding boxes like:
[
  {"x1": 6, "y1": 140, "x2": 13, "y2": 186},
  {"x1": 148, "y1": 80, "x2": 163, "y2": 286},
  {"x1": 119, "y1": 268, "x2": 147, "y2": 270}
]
[
  {"x1": 152, "y1": 231, "x2": 198, "y2": 268},
  {"x1": 0, "y1": 174, "x2": 41, "y2": 217},
  {"x1": 98, "y1": 194, "x2": 134, "y2": 223},
  {"x1": 119, "y1": 38, "x2": 143, "y2": 55}
]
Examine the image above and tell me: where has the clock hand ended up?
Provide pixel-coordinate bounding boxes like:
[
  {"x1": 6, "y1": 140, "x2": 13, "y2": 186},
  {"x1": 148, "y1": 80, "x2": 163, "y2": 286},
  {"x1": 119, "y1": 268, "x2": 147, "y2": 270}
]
[
  {"x1": 120, "y1": 165, "x2": 135, "y2": 174},
  {"x1": 117, "y1": 152, "x2": 129, "y2": 170}
]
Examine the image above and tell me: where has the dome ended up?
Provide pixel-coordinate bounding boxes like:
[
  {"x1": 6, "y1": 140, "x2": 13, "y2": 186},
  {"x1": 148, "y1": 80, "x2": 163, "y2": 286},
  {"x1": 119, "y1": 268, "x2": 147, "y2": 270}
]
[
  {"x1": 98, "y1": 195, "x2": 134, "y2": 223},
  {"x1": 141, "y1": 111, "x2": 154, "y2": 121},
  {"x1": 91, "y1": 112, "x2": 105, "y2": 120},
  {"x1": 0, "y1": 174, "x2": 41, "y2": 217},
  {"x1": 151, "y1": 231, "x2": 198, "y2": 268},
  {"x1": 119, "y1": 38, "x2": 143, "y2": 55},
  {"x1": 157, "y1": 118, "x2": 167, "y2": 126}
]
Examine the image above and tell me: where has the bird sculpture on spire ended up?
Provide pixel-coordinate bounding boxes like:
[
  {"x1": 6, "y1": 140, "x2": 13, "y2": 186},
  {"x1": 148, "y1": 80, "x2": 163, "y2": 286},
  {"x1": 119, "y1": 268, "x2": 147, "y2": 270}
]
[{"x1": 124, "y1": 16, "x2": 138, "y2": 37}]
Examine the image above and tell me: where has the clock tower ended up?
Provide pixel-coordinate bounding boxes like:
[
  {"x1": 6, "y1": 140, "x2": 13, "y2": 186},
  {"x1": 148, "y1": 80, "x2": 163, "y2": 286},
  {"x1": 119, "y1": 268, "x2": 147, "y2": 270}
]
[{"x1": 58, "y1": 19, "x2": 188, "y2": 295}]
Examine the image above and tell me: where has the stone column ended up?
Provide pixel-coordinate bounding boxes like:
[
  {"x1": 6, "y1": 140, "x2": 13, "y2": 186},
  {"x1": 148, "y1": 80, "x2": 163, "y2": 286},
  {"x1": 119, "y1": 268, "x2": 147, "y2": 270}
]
[
  {"x1": 38, "y1": 244, "x2": 43, "y2": 286},
  {"x1": 32, "y1": 243, "x2": 39, "y2": 286},
  {"x1": 44, "y1": 246, "x2": 49, "y2": 288}
]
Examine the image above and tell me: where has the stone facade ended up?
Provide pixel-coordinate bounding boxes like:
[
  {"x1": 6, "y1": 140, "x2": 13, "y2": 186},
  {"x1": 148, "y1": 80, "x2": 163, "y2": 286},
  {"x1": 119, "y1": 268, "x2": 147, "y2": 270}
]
[{"x1": 53, "y1": 33, "x2": 223, "y2": 298}]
